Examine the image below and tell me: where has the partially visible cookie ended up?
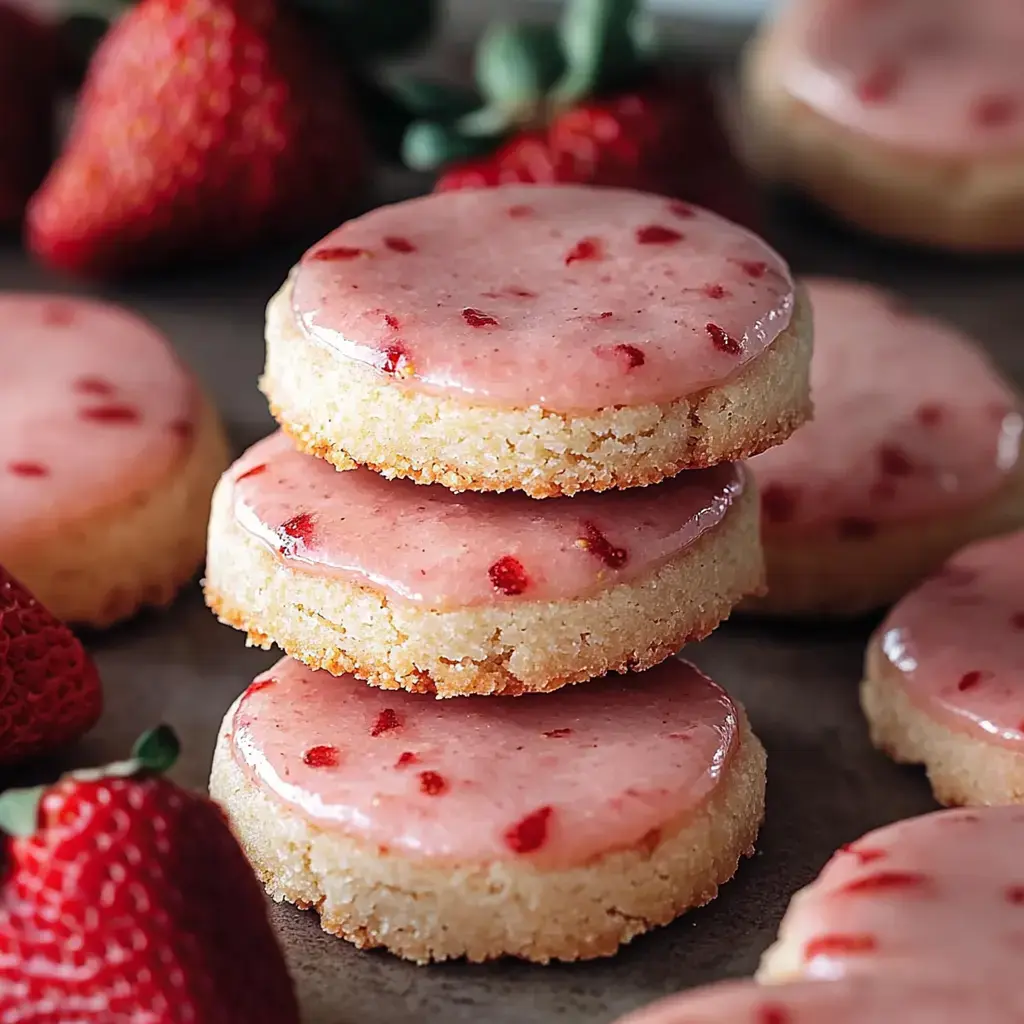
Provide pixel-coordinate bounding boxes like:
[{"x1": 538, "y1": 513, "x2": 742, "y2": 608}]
[
  {"x1": 748, "y1": 279, "x2": 1024, "y2": 617},
  {"x1": 209, "y1": 655, "x2": 766, "y2": 964},
  {"x1": 262, "y1": 184, "x2": 811, "y2": 498},
  {"x1": 204, "y1": 431, "x2": 764, "y2": 697},
  {"x1": 0, "y1": 294, "x2": 230, "y2": 626},
  {"x1": 862, "y1": 530, "x2": 1024, "y2": 806},
  {"x1": 741, "y1": 0, "x2": 1024, "y2": 252}
]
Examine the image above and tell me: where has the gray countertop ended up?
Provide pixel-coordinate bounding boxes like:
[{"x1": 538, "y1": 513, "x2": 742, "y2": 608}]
[{"x1": 3, "y1": 98, "x2": 1024, "y2": 1024}]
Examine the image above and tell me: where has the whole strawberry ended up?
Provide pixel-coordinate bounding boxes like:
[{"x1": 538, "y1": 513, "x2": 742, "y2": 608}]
[
  {"x1": 0, "y1": 565, "x2": 102, "y2": 765},
  {"x1": 0, "y1": 4, "x2": 59, "y2": 228},
  {"x1": 0, "y1": 727, "x2": 300, "y2": 1023},
  {"x1": 27, "y1": 0, "x2": 368, "y2": 277}
]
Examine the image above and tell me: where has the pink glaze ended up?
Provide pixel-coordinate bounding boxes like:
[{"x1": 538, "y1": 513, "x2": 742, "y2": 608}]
[
  {"x1": 291, "y1": 185, "x2": 794, "y2": 412},
  {"x1": 771, "y1": 807, "x2": 1024, "y2": 987},
  {"x1": 231, "y1": 431, "x2": 747, "y2": 611},
  {"x1": 0, "y1": 294, "x2": 197, "y2": 542},
  {"x1": 778, "y1": 0, "x2": 1024, "y2": 157},
  {"x1": 230, "y1": 655, "x2": 740, "y2": 869},
  {"x1": 878, "y1": 531, "x2": 1024, "y2": 749},
  {"x1": 615, "y1": 977, "x2": 1024, "y2": 1024},
  {"x1": 750, "y1": 279, "x2": 1020, "y2": 538}
]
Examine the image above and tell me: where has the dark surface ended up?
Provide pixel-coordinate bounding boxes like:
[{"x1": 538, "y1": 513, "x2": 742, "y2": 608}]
[{"x1": 4, "y1": 106, "x2": 1024, "y2": 1024}]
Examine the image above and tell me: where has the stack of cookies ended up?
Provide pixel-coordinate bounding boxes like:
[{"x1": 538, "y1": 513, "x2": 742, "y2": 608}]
[{"x1": 205, "y1": 184, "x2": 812, "y2": 963}]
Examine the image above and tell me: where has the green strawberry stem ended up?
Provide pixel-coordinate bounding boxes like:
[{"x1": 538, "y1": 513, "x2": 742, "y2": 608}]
[{"x1": 0, "y1": 725, "x2": 180, "y2": 839}]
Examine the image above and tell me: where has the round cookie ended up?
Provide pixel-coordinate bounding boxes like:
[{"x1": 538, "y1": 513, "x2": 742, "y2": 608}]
[
  {"x1": 262, "y1": 184, "x2": 811, "y2": 498},
  {"x1": 747, "y1": 279, "x2": 1024, "y2": 617},
  {"x1": 204, "y1": 432, "x2": 764, "y2": 697},
  {"x1": 741, "y1": 0, "x2": 1024, "y2": 252},
  {"x1": 758, "y1": 806, "x2": 1024, "y2": 987},
  {"x1": 1, "y1": 294, "x2": 230, "y2": 626},
  {"x1": 862, "y1": 530, "x2": 1024, "y2": 806},
  {"x1": 209, "y1": 655, "x2": 767, "y2": 964},
  {"x1": 614, "y1": 977, "x2": 1022, "y2": 1024}
]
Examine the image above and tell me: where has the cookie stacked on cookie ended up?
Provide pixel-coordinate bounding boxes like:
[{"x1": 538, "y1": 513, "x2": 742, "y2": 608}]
[{"x1": 205, "y1": 184, "x2": 812, "y2": 962}]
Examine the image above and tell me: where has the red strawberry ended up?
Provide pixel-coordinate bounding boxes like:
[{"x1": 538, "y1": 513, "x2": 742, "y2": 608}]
[
  {"x1": 0, "y1": 565, "x2": 102, "y2": 765},
  {"x1": 435, "y1": 77, "x2": 759, "y2": 228},
  {"x1": 0, "y1": 5, "x2": 59, "y2": 228},
  {"x1": 0, "y1": 726, "x2": 300, "y2": 1022},
  {"x1": 26, "y1": 0, "x2": 368, "y2": 277}
]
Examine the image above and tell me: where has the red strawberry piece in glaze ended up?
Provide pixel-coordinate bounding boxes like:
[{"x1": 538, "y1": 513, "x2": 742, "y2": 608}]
[
  {"x1": 0, "y1": 726, "x2": 300, "y2": 1022},
  {"x1": 0, "y1": 564, "x2": 102, "y2": 765},
  {"x1": 26, "y1": 0, "x2": 367, "y2": 278}
]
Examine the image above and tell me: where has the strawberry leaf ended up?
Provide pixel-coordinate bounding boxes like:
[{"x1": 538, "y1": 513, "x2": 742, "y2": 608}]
[
  {"x1": 475, "y1": 21, "x2": 566, "y2": 117},
  {"x1": 132, "y1": 725, "x2": 180, "y2": 774},
  {"x1": 0, "y1": 785, "x2": 47, "y2": 839}
]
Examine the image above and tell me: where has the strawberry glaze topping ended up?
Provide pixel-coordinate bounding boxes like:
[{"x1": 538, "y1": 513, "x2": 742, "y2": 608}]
[
  {"x1": 230, "y1": 431, "x2": 747, "y2": 611},
  {"x1": 293, "y1": 185, "x2": 794, "y2": 412},
  {"x1": 877, "y1": 531, "x2": 1024, "y2": 748},
  {"x1": 230, "y1": 655, "x2": 740, "y2": 869},
  {"x1": 780, "y1": 0, "x2": 1024, "y2": 156},
  {"x1": 750, "y1": 280, "x2": 1020, "y2": 534},
  {"x1": 0, "y1": 294, "x2": 198, "y2": 542}
]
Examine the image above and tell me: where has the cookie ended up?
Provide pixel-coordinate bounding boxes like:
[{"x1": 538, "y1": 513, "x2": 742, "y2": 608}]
[
  {"x1": 261, "y1": 184, "x2": 812, "y2": 498},
  {"x1": 204, "y1": 432, "x2": 764, "y2": 697},
  {"x1": 614, "y1": 977, "x2": 1020, "y2": 1024},
  {"x1": 208, "y1": 655, "x2": 767, "y2": 964},
  {"x1": 862, "y1": 531, "x2": 1024, "y2": 806},
  {"x1": 0, "y1": 294, "x2": 230, "y2": 626},
  {"x1": 616, "y1": 806, "x2": 1024, "y2": 1022},
  {"x1": 741, "y1": 0, "x2": 1024, "y2": 252},
  {"x1": 747, "y1": 279, "x2": 1024, "y2": 617},
  {"x1": 758, "y1": 806, "x2": 1024, "y2": 986}
]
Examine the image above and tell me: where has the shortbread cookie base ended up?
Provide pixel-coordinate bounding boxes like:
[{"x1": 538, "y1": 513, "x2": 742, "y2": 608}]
[
  {"x1": 261, "y1": 279, "x2": 812, "y2": 498},
  {"x1": 203, "y1": 478, "x2": 764, "y2": 697},
  {"x1": 860, "y1": 639, "x2": 1024, "y2": 807},
  {"x1": 745, "y1": 460, "x2": 1024, "y2": 617},
  {"x1": 741, "y1": 24, "x2": 1024, "y2": 253},
  {"x1": 210, "y1": 705, "x2": 766, "y2": 964},
  {"x1": 2, "y1": 395, "x2": 230, "y2": 627}
]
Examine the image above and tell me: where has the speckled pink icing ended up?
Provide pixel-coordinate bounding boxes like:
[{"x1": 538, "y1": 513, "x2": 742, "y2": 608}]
[
  {"x1": 230, "y1": 431, "x2": 747, "y2": 610},
  {"x1": 229, "y1": 655, "x2": 740, "y2": 869},
  {"x1": 750, "y1": 279, "x2": 1021, "y2": 539},
  {"x1": 770, "y1": 806, "x2": 1024, "y2": 987},
  {"x1": 779, "y1": 0, "x2": 1024, "y2": 157},
  {"x1": 878, "y1": 531, "x2": 1024, "y2": 749},
  {"x1": 615, "y1": 977, "x2": 1024, "y2": 1024},
  {"x1": 290, "y1": 185, "x2": 794, "y2": 412},
  {"x1": 0, "y1": 294, "x2": 197, "y2": 543}
]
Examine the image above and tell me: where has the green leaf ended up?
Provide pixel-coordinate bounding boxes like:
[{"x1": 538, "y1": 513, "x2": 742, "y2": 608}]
[
  {"x1": 0, "y1": 786, "x2": 47, "y2": 839},
  {"x1": 474, "y1": 21, "x2": 566, "y2": 116},
  {"x1": 131, "y1": 726, "x2": 180, "y2": 775},
  {"x1": 402, "y1": 121, "x2": 497, "y2": 172},
  {"x1": 388, "y1": 77, "x2": 481, "y2": 121}
]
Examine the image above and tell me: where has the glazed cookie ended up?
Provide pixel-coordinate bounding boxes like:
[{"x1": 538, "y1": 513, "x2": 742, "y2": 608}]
[
  {"x1": 614, "y1": 977, "x2": 1022, "y2": 1024},
  {"x1": 862, "y1": 531, "x2": 1024, "y2": 806},
  {"x1": 209, "y1": 655, "x2": 767, "y2": 964},
  {"x1": 741, "y1": 0, "x2": 1024, "y2": 252},
  {"x1": 262, "y1": 184, "x2": 811, "y2": 497},
  {"x1": 204, "y1": 432, "x2": 763, "y2": 697},
  {"x1": 758, "y1": 806, "x2": 1024, "y2": 986},
  {"x1": 748, "y1": 279, "x2": 1024, "y2": 617},
  {"x1": 1, "y1": 294, "x2": 230, "y2": 626}
]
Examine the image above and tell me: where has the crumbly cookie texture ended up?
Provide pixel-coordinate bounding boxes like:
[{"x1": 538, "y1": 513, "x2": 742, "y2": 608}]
[
  {"x1": 209, "y1": 705, "x2": 766, "y2": 964},
  {"x1": 745, "y1": 457, "x2": 1024, "y2": 617},
  {"x1": 861, "y1": 631, "x2": 1024, "y2": 806},
  {"x1": 740, "y1": 11, "x2": 1024, "y2": 252},
  {"x1": 3, "y1": 395, "x2": 229, "y2": 627},
  {"x1": 204, "y1": 478, "x2": 764, "y2": 697},
  {"x1": 261, "y1": 279, "x2": 812, "y2": 498}
]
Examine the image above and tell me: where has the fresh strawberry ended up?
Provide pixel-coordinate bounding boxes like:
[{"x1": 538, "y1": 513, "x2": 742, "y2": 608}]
[
  {"x1": 26, "y1": 0, "x2": 368, "y2": 277},
  {"x1": 435, "y1": 78, "x2": 759, "y2": 229},
  {"x1": 0, "y1": 565, "x2": 102, "y2": 765},
  {"x1": 0, "y1": 727, "x2": 300, "y2": 1022},
  {"x1": 0, "y1": 4, "x2": 59, "y2": 228}
]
